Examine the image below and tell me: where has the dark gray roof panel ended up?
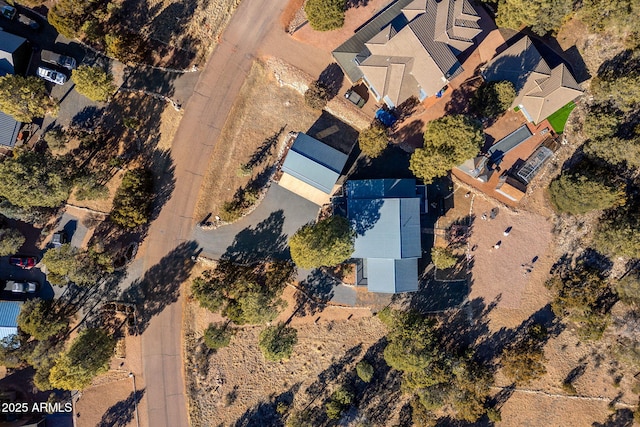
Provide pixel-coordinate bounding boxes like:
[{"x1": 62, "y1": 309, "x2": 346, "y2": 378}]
[
  {"x1": 408, "y1": 8, "x2": 462, "y2": 78},
  {"x1": 0, "y1": 111, "x2": 20, "y2": 148},
  {"x1": 400, "y1": 198, "x2": 422, "y2": 257},
  {"x1": 290, "y1": 133, "x2": 348, "y2": 173},
  {"x1": 393, "y1": 258, "x2": 419, "y2": 292},
  {"x1": 488, "y1": 124, "x2": 532, "y2": 162},
  {"x1": 346, "y1": 178, "x2": 417, "y2": 199}
]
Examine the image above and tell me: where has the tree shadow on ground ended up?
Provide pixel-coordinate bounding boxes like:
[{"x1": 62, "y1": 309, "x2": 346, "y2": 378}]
[
  {"x1": 347, "y1": 145, "x2": 413, "y2": 180},
  {"x1": 347, "y1": 0, "x2": 370, "y2": 8},
  {"x1": 293, "y1": 268, "x2": 337, "y2": 317},
  {"x1": 592, "y1": 409, "x2": 634, "y2": 427},
  {"x1": 317, "y1": 63, "x2": 344, "y2": 100},
  {"x1": 121, "y1": 65, "x2": 178, "y2": 99},
  {"x1": 390, "y1": 120, "x2": 424, "y2": 149},
  {"x1": 354, "y1": 337, "x2": 407, "y2": 426},
  {"x1": 406, "y1": 279, "x2": 469, "y2": 313},
  {"x1": 221, "y1": 210, "x2": 288, "y2": 264},
  {"x1": 145, "y1": 148, "x2": 176, "y2": 222},
  {"x1": 122, "y1": 241, "x2": 199, "y2": 334},
  {"x1": 232, "y1": 383, "x2": 301, "y2": 427},
  {"x1": 444, "y1": 77, "x2": 482, "y2": 116},
  {"x1": 476, "y1": 303, "x2": 564, "y2": 363},
  {"x1": 71, "y1": 106, "x2": 104, "y2": 130},
  {"x1": 96, "y1": 389, "x2": 145, "y2": 427},
  {"x1": 244, "y1": 127, "x2": 286, "y2": 171}
]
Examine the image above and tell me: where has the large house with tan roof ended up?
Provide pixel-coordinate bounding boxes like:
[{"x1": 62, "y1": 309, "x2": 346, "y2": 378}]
[
  {"x1": 333, "y1": 0, "x2": 482, "y2": 108},
  {"x1": 481, "y1": 36, "x2": 583, "y2": 124}
]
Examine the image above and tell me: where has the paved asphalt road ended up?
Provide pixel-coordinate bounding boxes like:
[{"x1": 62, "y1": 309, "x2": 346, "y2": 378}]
[{"x1": 136, "y1": 1, "x2": 291, "y2": 426}]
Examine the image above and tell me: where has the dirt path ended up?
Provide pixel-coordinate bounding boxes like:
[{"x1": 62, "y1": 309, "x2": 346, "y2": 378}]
[{"x1": 135, "y1": 1, "x2": 292, "y2": 427}]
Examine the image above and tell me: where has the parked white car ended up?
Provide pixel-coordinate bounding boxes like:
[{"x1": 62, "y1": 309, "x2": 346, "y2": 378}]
[{"x1": 36, "y1": 66, "x2": 67, "y2": 85}]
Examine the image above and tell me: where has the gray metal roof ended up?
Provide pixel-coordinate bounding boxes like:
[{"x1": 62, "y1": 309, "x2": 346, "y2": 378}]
[
  {"x1": 281, "y1": 133, "x2": 348, "y2": 194},
  {"x1": 366, "y1": 258, "x2": 419, "y2": 293},
  {"x1": 0, "y1": 300, "x2": 22, "y2": 341},
  {"x1": 0, "y1": 111, "x2": 21, "y2": 148},
  {"x1": 0, "y1": 31, "x2": 28, "y2": 75},
  {"x1": 349, "y1": 197, "x2": 421, "y2": 259},
  {"x1": 346, "y1": 178, "x2": 416, "y2": 199},
  {"x1": 488, "y1": 124, "x2": 532, "y2": 162},
  {"x1": 333, "y1": 0, "x2": 415, "y2": 83}
]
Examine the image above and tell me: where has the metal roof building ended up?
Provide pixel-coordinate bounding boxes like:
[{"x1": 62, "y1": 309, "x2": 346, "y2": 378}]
[
  {"x1": 346, "y1": 179, "x2": 422, "y2": 293},
  {"x1": 0, "y1": 111, "x2": 21, "y2": 148},
  {"x1": 0, "y1": 300, "x2": 22, "y2": 341},
  {"x1": 279, "y1": 133, "x2": 349, "y2": 205},
  {"x1": 0, "y1": 31, "x2": 31, "y2": 76}
]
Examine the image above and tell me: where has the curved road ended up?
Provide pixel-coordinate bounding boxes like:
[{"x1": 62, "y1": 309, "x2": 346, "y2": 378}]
[{"x1": 137, "y1": 1, "x2": 294, "y2": 426}]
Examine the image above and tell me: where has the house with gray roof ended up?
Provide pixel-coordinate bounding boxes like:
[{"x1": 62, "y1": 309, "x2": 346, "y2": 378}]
[
  {"x1": 0, "y1": 300, "x2": 22, "y2": 341},
  {"x1": 333, "y1": 0, "x2": 482, "y2": 108},
  {"x1": 346, "y1": 179, "x2": 423, "y2": 293},
  {"x1": 0, "y1": 31, "x2": 30, "y2": 76},
  {"x1": 481, "y1": 36, "x2": 583, "y2": 124},
  {"x1": 279, "y1": 132, "x2": 349, "y2": 205}
]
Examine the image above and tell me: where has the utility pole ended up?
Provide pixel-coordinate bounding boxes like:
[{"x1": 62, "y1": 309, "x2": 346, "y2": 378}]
[{"x1": 128, "y1": 373, "x2": 140, "y2": 427}]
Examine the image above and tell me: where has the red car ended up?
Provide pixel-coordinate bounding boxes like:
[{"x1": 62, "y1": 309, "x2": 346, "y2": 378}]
[{"x1": 9, "y1": 256, "x2": 37, "y2": 269}]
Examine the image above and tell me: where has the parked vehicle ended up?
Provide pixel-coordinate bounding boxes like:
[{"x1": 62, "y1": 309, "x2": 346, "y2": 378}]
[
  {"x1": 9, "y1": 256, "x2": 37, "y2": 269},
  {"x1": 36, "y1": 66, "x2": 67, "y2": 85},
  {"x1": 345, "y1": 89, "x2": 366, "y2": 108},
  {"x1": 17, "y1": 14, "x2": 39, "y2": 30},
  {"x1": 0, "y1": 5, "x2": 16, "y2": 20},
  {"x1": 51, "y1": 230, "x2": 68, "y2": 247},
  {"x1": 41, "y1": 50, "x2": 76, "y2": 70},
  {"x1": 8, "y1": 280, "x2": 39, "y2": 294}
]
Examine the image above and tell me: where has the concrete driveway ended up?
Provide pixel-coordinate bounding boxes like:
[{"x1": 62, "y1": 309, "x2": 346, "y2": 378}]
[{"x1": 192, "y1": 184, "x2": 318, "y2": 262}]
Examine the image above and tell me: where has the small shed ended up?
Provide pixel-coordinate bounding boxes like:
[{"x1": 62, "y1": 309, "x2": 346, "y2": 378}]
[
  {"x1": 0, "y1": 111, "x2": 21, "y2": 148},
  {"x1": 0, "y1": 300, "x2": 22, "y2": 341},
  {"x1": 279, "y1": 133, "x2": 348, "y2": 205}
]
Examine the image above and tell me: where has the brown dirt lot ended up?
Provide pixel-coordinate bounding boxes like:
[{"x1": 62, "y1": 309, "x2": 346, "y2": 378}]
[
  {"x1": 183, "y1": 264, "x2": 390, "y2": 426},
  {"x1": 76, "y1": 333, "x2": 147, "y2": 427},
  {"x1": 194, "y1": 59, "x2": 362, "y2": 222}
]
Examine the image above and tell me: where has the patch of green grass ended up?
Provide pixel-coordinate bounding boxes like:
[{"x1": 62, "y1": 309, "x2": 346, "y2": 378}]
[
  {"x1": 513, "y1": 106, "x2": 520, "y2": 112},
  {"x1": 547, "y1": 101, "x2": 576, "y2": 133}
]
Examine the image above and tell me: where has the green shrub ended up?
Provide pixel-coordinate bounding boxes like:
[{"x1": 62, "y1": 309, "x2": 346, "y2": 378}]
[
  {"x1": 431, "y1": 247, "x2": 457, "y2": 269},
  {"x1": 325, "y1": 386, "x2": 354, "y2": 419},
  {"x1": 304, "y1": 80, "x2": 330, "y2": 110},
  {"x1": 110, "y1": 168, "x2": 153, "y2": 228},
  {"x1": 356, "y1": 360, "x2": 374, "y2": 383},
  {"x1": 289, "y1": 216, "x2": 355, "y2": 269},
  {"x1": 259, "y1": 323, "x2": 298, "y2": 361},
  {"x1": 72, "y1": 66, "x2": 116, "y2": 102},
  {"x1": 358, "y1": 122, "x2": 388, "y2": 158},
  {"x1": 305, "y1": 0, "x2": 347, "y2": 31},
  {"x1": 471, "y1": 80, "x2": 516, "y2": 118},
  {"x1": 548, "y1": 171, "x2": 625, "y2": 215},
  {"x1": 203, "y1": 323, "x2": 233, "y2": 350},
  {"x1": 410, "y1": 115, "x2": 483, "y2": 184}
]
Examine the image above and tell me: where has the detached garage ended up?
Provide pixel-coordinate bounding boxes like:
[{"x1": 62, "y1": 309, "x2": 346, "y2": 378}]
[{"x1": 279, "y1": 133, "x2": 348, "y2": 205}]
